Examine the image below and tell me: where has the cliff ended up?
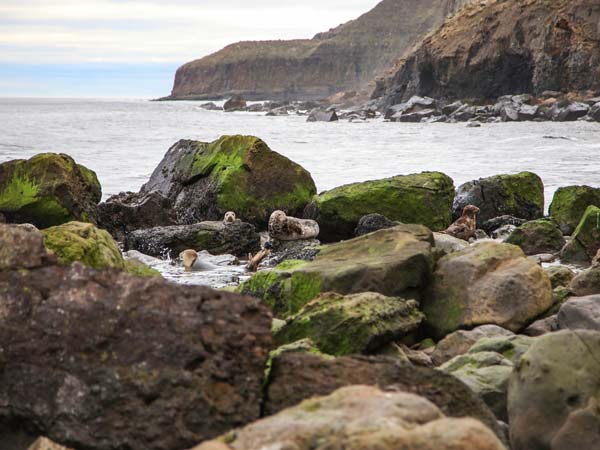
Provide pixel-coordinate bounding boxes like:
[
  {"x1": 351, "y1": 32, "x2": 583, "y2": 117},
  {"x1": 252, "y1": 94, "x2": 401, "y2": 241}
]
[
  {"x1": 168, "y1": 0, "x2": 475, "y2": 101},
  {"x1": 373, "y1": 0, "x2": 600, "y2": 106}
]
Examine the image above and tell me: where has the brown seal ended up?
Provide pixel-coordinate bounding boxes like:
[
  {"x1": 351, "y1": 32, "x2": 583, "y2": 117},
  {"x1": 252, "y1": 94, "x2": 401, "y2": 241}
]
[
  {"x1": 179, "y1": 249, "x2": 198, "y2": 272},
  {"x1": 224, "y1": 211, "x2": 236, "y2": 223},
  {"x1": 443, "y1": 205, "x2": 480, "y2": 241},
  {"x1": 268, "y1": 210, "x2": 319, "y2": 241}
]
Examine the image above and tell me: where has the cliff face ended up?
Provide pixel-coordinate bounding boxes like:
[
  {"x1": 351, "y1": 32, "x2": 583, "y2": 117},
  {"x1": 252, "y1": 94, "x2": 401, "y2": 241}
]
[
  {"x1": 169, "y1": 0, "x2": 475, "y2": 101},
  {"x1": 374, "y1": 0, "x2": 600, "y2": 106}
]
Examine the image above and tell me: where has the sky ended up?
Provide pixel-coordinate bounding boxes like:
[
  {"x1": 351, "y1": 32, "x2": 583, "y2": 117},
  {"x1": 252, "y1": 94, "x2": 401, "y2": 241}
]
[{"x1": 0, "y1": 0, "x2": 381, "y2": 98}]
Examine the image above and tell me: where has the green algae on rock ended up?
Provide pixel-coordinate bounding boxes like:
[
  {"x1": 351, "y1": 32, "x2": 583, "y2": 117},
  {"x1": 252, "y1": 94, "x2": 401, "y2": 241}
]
[
  {"x1": 560, "y1": 205, "x2": 600, "y2": 263},
  {"x1": 549, "y1": 185, "x2": 600, "y2": 235},
  {"x1": 140, "y1": 135, "x2": 316, "y2": 227},
  {"x1": 239, "y1": 224, "x2": 434, "y2": 318},
  {"x1": 304, "y1": 171, "x2": 454, "y2": 242},
  {"x1": 0, "y1": 153, "x2": 101, "y2": 229},
  {"x1": 274, "y1": 292, "x2": 424, "y2": 356},
  {"x1": 505, "y1": 219, "x2": 565, "y2": 255}
]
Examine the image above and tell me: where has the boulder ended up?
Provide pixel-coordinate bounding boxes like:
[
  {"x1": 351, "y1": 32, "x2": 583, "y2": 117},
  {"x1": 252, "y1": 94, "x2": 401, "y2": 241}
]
[
  {"x1": 239, "y1": 224, "x2": 433, "y2": 318},
  {"x1": 273, "y1": 292, "x2": 424, "y2": 355},
  {"x1": 306, "y1": 109, "x2": 338, "y2": 122},
  {"x1": 557, "y1": 295, "x2": 600, "y2": 331},
  {"x1": 223, "y1": 94, "x2": 246, "y2": 111},
  {"x1": 125, "y1": 220, "x2": 260, "y2": 258},
  {"x1": 0, "y1": 224, "x2": 51, "y2": 270},
  {"x1": 353, "y1": 213, "x2": 398, "y2": 237},
  {"x1": 590, "y1": 102, "x2": 600, "y2": 121},
  {"x1": 42, "y1": 221, "x2": 125, "y2": 270},
  {"x1": 431, "y1": 325, "x2": 514, "y2": 366},
  {"x1": 523, "y1": 315, "x2": 560, "y2": 336},
  {"x1": 481, "y1": 215, "x2": 527, "y2": 235},
  {"x1": 568, "y1": 267, "x2": 600, "y2": 296},
  {"x1": 97, "y1": 191, "x2": 176, "y2": 242},
  {"x1": 505, "y1": 219, "x2": 566, "y2": 255},
  {"x1": 453, "y1": 172, "x2": 544, "y2": 224},
  {"x1": 422, "y1": 242, "x2": 553, "y2": 339},
  {"x1": 556, "y1": 101, "x2": 589, "y2": 121},
  {"x1": 0, "y1": 153, "x2": 101, "y2": 229},
  {"x1": 508, "y1": 330, "x2": 600, "y2": 450},
  {"x1": 260, "y1": 238, "x2": 320, "y2": 268},
  {"x1": 305, "y1": 172, "x2": 454, "y2": 242},
  {"x1": 432, "y1": 232, "x2": 469, "y2": 257},
  {"x1": 139, "y1": 135, "x2": 316, "y2": 227},
  {"x1": 0, "y1": 224, "x2": 273, "y2": 450},
  {"x1": 560, "y1": 205, "x2": 600, "y2": 263},
  {"x1": 545, "y1": 265, "x2": 575, "y2": 289},
  {"x1": 549, "y1": 185, "x2": 600, "y2": 234},
  {"x1": 194, "y1": 385, "x2": 506, "y2": 450},
  {"x1": 263, "y1": 353, "x2": 502, "y2": 438}
]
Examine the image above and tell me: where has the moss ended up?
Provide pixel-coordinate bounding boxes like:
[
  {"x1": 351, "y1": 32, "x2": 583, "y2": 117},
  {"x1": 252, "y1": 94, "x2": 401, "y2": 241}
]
[
  {"x1": 505, "y1": 219, "x2": 565, "y2": 255},
  {"x1": 42, "y1": 221, "x2": 125, "y2": 270},
  {"x1": 561, "y1": 205, "x2": 600, "y2": 262},
  {"x1": 494, "y1": 172, "x2": 544, "y2": 215},
  {"x1": 549, "y1": 185, "x2": 600, "y2": 234},
  {"x1": 124, "y1": 259, "x2": 162, "y2": 278},
  {"x1": 275, "y1": 259, "x2": 309, "y2": 271}
]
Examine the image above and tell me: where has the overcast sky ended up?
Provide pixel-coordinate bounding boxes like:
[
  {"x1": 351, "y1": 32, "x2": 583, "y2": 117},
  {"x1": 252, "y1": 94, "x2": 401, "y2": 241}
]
[{"x1": 0, "y1": 0, "x2": 380, "y2": 97}]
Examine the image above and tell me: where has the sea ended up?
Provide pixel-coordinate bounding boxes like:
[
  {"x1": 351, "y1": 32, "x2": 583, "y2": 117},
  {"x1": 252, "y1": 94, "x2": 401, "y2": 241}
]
[{"x1": 1, "y1": 97, "x2": 599, "y2": 285}]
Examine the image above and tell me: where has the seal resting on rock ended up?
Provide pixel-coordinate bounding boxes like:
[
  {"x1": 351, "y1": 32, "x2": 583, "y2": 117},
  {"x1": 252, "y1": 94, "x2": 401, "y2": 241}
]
[
  {"x1": 268, "y1": 210, "x2": 319, "y2": 241},
  {"x1": 224, "y1": 211, "x2": 236, "y2": 223},
  {"x1": 442, "y1": 205, "x2": 480, "y2": 241}
]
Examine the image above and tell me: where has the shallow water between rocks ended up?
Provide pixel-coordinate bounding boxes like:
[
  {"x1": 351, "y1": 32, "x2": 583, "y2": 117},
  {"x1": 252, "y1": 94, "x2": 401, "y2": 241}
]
[{"x1": 2, "y1": 98, "x2": 599, "y2": 285}]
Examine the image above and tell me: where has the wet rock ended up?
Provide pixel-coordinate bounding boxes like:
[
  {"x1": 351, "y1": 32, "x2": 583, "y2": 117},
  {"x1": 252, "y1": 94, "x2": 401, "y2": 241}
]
[
  {"x1": 508, "y1": 330, "x2": 600, "y2": 450},
  {"x1": 523, "y1": 315, "x2": 560, "y2": 336},
  {"x1": 274, "y1": 292, "x2": 423, "y2": 356},
  {"x1": 126, "y1": 220, "x2": 260, "y2": 258},
  {"x1": 453, "y1": 172, "x2": 544, "y2": 224},
  {"x1": 354, "y1": 213, "x2": 398, "y2": 237},
  {"x1": 0, "y1": 153, "x2": 101, "y2": 229},
  {"x1": 517, "y1": 104, "x2": 539, "y2": 121},
  {"x1": 393, "y1": 109, "x2": 438, "y2": 122},
  {"x1": 263, "y1": 353, "x2": 502, "y2": 438},
  {"x1": 491, "y1": 224, "x2": 517, "y2": 240},
  {"x1": 590, "y1": 102, "x2": 600, "y2": 121},
  {"x1": 433, "y1": 232, "x2": 469, "y2": 257},
  {"x1": 240, "y1": 225, "x2": 433, "y2": 318},
  {"x1": 481, "y1": 215, "x2": 528, "y2": 235},
  {"x1": 557, "y1": 295, "x2": 600, "y2": 331},
  {"x1": 560, "y1": 205, "x2": 600, "y2": 263},
  {"x1": 568, "y1": 267, "x2": 600, "y2": 296},
  {"x1": 306, "y1": 109, "x2": 338, "y2": 122},
  {"x1": 431, "y1": 325, "x2": 514, "y2": 366},
  {"x1": 545, "y1": 265, "x2": 575, "y2": 289},
  {"x1": 505, "y1": 219, "x2": 565, "y2": 255},
  {"x1": 194, "y1": 385, "x2": 505, "y2": 450},
  {"x1": 557, "y1": 101, "x2": 589, "y2": 121},
  {"x1": 0, "y1": 224, "x2": 273, "y2": 450},
  {"x1": 199, "y1": 102, "x2": 222, "y2": 111},
  {"x1": 260, "y1": 238, "x2": 320, "y2": 267},
  {"x1": 549, "y1": 185, "x2": 600, "y2": 234},
  {"x1": 442, "y1": 100, "x2": 464, "y2": 115},
  {"x1": 139, "y1": 135, "x2": 316, "y2": 227},
  {"x1": 223, "y1": 94, "x2": 247, "y2": 111},
  {"x1": 422, "y1": 242, "x2": 553, "y2": 339},
  {"x1": 97, "y1": 191, "x2": 176, "y2": 242},
  {"x1": 305, "y1": 172, "x2": 454, "y2": 242}
]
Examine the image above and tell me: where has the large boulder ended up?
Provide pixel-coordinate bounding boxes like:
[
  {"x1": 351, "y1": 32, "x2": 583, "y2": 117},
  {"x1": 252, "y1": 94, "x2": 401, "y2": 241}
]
[
  {"x1": 557, "y1": 295, "x2": 600, "y2": 331},
  {"x1": 505, "y1": 219, "x2": 566, "y2": 255},
  {"x1": 0, "y1": 153, "x2": 101, "y2": 229},
  {"x1": 0, "y1": 224, "x2": 273, "y2": 450},
  {"x1": 223, "y1": 95, "x2": 246, "y2": 111},
  {"x1": 568, "y1": 267, "x2": 600, "y2": 296},
  {"x1": 273, "y1": 292, "x2": 423, "y2": 355},
  {"x1": 125, "y1": 221, "x2": 260, "y2": 258},
  {"x1": 263, "y1": 353, "x2": 502, "y2": 438},
  {"x1": 508, "y1": 330, "x2": 600, "y2": 450},
  {"x1": 453, "y1": 172, "x2": 544, "y2": 224},
  {"x1": 239, "y1": 224, "x2": 434, "y2": 318},
  {"x1": 560, "y1": 205, "x2": 600, "y2": 263},
  {"x1": 545, "y1": 265, "x2": 575, "y2": 289},
  {"x1": 422, "y1": 242, "x2": 553, "y2": 339},
  {"x1": 193, "y1": 385, "x2": 506, "y2": 450},
  {"x1": 304, "y1": 172, "x2": 454, "y2": 242},
  {"x1": 138, "y1": 135, "x2": 316, "y2": 227},
  {"x1": 549, "y1": 185, "x2": 600, "y2": 235},
  {"x1": 97, "y1": 191, "x2": 177, "y2": 242}
]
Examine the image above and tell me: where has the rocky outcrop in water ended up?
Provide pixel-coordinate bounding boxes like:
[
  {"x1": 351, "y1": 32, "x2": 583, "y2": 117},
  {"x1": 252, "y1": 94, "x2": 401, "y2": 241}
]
[{"x1": 167, "y1": 0, "x2": 477, "y2": 101}]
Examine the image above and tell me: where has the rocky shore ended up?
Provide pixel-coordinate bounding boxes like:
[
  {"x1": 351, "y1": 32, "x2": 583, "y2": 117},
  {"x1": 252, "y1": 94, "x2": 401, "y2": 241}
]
[{"x1": 2, "y1": 135, "x2": 600, "y2": 449}]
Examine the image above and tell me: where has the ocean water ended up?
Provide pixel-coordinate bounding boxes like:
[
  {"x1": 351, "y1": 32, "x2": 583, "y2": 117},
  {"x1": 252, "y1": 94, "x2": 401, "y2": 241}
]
[{"x1": 1, "y1": 98, "x2": 599, "y2": 284}]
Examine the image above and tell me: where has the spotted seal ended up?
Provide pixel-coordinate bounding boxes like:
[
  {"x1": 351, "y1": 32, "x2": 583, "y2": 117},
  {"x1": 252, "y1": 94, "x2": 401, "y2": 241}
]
[{"x1": 268, "y1": 210, "x2": 319, "y2": 241}]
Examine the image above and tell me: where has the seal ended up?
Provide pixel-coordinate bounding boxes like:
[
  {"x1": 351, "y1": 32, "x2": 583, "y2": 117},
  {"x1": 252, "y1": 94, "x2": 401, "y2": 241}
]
[
  {"x1": 443, "y1": 204, "x2": 480, "y2": 241},
  {"x1": 224, "y1": 211, "x2": 236, "y2": 223},
  {"x1": 179, "y1": 249, "x2": 198, "y2": 272},
  {"x1": 268, "y1": 210, "x2": 320, "y2": 241}
]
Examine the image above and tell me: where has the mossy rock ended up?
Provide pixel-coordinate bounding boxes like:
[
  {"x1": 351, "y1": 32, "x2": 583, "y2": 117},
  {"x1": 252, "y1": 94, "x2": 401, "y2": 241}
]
[
  {"x1": 0, "y1": 153, "x2": 101, "y2": 229},
  {"x1": 549, "y1": 185, "x2": 600, "y2": 235},
  {"x1": 453, "y1": 172, "x2": 544, "y2": 224},
  {"x1": 140, "y1": 135, "x2": 316, "y2": 226},
  {"x1": 544, "y1": 265, "x2": 575, "y2": 289},
  {"x1": 274, "y1": 292, "x2": 424, "y2": 356},
  {"x1": 305, "y1": 172, "x2": 454, "y2": 242},
  {"x1": 505, "y1": 219, "x2": 565, "y2": 255},
  {"x1": 123, "y1": 259, "x2": 162, "y2": 278},
  {"x1": 560, "y1": 205, "x2": 600, "y2": 263},
  {"x1": 42, "y1": 221, "x2": 125, "y2": 270},
  {"x1": 239, "y1": 224, "x2": 434, "y2": 318}
]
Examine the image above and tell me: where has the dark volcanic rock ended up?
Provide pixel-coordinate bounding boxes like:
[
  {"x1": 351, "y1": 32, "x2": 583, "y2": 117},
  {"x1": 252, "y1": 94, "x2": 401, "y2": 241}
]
[
  {"x1": 354, "y1": 213, "x2": 398, "y2": 237},
  {"x1": 0, "y1": 224, "x2": 273, "y2": 450},
  {"x1": 223, "y1": 95, "x2": 247, "y2": 111},
  {"x1": 97, "y1": 191, "x2": 177, "y2": 242},
  {"x1": 125, "y1": 221, "x2": 260, "y2": 258},
  {"x1": 263, "y1": 353, "x2": 501, "y2": 439}
]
